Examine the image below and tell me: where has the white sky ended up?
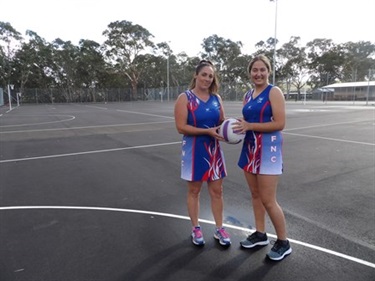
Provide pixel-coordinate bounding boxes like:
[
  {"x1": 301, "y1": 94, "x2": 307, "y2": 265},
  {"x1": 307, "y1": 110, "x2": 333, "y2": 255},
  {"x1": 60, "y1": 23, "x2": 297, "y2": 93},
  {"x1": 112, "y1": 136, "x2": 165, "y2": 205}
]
[{"x1": 2, "y1": 0, "x2": 375, "y2": 56}]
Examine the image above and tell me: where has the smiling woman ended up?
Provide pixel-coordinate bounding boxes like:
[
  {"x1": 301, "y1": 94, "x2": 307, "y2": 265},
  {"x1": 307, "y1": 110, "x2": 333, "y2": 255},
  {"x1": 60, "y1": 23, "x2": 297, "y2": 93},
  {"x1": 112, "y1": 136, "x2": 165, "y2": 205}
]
[{"x1": 174, "y1": 59, "x2": 233, "y2": 246}]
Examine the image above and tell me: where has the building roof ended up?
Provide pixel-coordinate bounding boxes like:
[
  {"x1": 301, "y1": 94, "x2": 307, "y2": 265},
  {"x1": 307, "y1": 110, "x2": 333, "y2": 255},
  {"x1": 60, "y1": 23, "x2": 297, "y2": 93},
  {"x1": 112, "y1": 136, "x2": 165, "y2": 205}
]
[
  {"x1": 323, "y1": 81, "x2": 375, "y2": 88},
  {"x1": 313, "y1": 88, "x2": 334, "y2": 93}
]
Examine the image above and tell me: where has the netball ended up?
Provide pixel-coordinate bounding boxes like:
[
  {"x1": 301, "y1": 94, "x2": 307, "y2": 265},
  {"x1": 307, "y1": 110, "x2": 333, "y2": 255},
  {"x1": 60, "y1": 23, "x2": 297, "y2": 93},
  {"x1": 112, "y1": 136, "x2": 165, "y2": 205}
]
[{"x1": 218, "y1": 118, "x2": 245, "y2": 144}]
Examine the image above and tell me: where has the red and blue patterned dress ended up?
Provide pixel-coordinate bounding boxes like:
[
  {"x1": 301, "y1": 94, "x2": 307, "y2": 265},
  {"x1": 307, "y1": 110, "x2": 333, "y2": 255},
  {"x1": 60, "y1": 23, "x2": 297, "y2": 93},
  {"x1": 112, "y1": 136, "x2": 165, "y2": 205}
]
[
  {"x1": 238, "y1": 84, "x2": 283, "y2": 175},
  {"x1": 180, "y1": 90, "x2": 227, "y2": 181}
]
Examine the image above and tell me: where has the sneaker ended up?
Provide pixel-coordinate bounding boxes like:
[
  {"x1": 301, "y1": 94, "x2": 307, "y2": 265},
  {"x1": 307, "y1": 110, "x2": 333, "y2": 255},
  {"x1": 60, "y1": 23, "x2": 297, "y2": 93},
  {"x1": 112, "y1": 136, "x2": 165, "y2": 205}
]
[
  {"x1": 266, "y1": 239, "x2": 292, "y2": 261},
  {"x1": 214, "y1": 227, "x2": 231, "y2": 246},
  {"x1": 191, "y1": 226, "x2": 205, "y2": 246},
  {"x1": 240, "y1": 231, "x2": 269, "y2": 248}
]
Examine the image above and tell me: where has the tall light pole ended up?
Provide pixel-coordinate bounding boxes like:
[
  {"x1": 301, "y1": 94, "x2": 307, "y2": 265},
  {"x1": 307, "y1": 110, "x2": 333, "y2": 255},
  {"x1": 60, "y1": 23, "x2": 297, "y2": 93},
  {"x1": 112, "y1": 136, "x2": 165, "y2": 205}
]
[
  {"x1": 366, "y1": 68, "x2": 372, "y2": 106},
  {"x1": 167, "y1": 41, "x2": 171, "y2": 102},
  {"x1": 7, "y1": 84, "x2": 13, "y2": 111},
  {"x1": 271, "y1": 0, "x2": 278, "y2": 85},
  {"x1": 167, "y1": 55, "x2": 170, "y2": 102}
]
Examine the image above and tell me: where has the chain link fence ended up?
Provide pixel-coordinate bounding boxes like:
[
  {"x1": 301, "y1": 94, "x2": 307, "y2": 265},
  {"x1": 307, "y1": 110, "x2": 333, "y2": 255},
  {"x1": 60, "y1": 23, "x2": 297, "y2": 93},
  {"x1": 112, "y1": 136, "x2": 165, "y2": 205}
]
[
  {"x1": 7, "y1": 82, "x2": 372, "y2": 105},
  {"x1": 1, "y1": 82, "x2": 249, "y2": 104}
]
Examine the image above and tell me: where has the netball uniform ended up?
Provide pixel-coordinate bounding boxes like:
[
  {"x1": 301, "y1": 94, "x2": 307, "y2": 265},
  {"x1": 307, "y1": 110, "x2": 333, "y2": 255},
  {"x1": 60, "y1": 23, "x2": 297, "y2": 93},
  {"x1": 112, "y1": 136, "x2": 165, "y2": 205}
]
[
  {"x1": 238, "y1": 84, "x2": 283, "y2": 175},
  {"x1": 180, "y1": 90, "x2": 227, "y2": 181}
]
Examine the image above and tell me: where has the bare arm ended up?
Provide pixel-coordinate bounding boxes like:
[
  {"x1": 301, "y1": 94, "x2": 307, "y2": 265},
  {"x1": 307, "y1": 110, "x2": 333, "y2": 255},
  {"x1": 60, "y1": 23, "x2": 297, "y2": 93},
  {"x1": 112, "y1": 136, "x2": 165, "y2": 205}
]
[
  {"x1": 174, "y1": 93, "x2": 223, "y2": 139},
  {"x1": 217, "y1": 94, "x2": 226, "y2": 124},
  {"x1": 234, "y1": 87, "x2": 286, "y2": 133}
]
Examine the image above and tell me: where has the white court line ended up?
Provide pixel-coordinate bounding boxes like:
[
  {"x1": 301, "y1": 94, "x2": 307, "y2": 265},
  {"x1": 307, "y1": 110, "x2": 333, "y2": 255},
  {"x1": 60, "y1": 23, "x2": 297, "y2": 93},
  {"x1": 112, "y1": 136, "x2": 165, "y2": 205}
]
[
  {"x1": 1, "y1": 132, "x2": 373, "y2": 163},
  {"x1": 0, "y1": 115, "x2": 76, "y2": 128},
  {"x1": 0, "y1": 121, "x2": 174, "y2": 134},
  {"x1": 0, "y1": 142, "x2": 181, "y2": 163},
  {"x1": 6, "y1": 107, "x2": 15, "y2": 113},
  {"x1": 116, "y1": 109, "x2": 175, "y2": 119},
  {"x1": 284, "y1": 119, "x2": 374, "y2": 132},
  {"x1": 0, "y1": 205, "x2": 374, "y2": 269},
  {"x1": 283, "y1": 119, "x2": 375, "y2": 145},
  {"x1": 85, "y1": 105, "x2": 108, "y2": 110},
  {"x1": 284, "y1": 132, "x2": 375, "y2": 146},
  {"x1": 84, "y1": 104, "x2": 174, "y2": 119},
  {"x1": 0, "y1": 119, "x2": 372, "y2": 163}
]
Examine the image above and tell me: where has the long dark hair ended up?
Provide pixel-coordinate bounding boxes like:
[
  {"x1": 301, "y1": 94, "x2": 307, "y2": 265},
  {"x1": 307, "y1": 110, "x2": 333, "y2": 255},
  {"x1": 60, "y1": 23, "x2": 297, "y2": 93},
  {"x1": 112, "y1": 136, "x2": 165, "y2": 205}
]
[{"x1": 189, "y1": 60, "x2": 220, "y2": 94}]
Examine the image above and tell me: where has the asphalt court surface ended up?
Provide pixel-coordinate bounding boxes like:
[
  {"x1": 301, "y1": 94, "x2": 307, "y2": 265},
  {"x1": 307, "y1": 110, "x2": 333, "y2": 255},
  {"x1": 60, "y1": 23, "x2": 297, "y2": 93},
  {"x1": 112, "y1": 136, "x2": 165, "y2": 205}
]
[{"x1": 0, "y1": 101, "x2": 374, "y2": 281}]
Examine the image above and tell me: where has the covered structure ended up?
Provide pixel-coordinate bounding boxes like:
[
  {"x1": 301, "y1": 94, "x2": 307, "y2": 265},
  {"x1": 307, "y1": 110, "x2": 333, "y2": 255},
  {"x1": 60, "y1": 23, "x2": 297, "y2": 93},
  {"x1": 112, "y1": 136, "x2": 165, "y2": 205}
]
[{"x1": 321, "y1": 81, "x2": 375, "y2": 101}]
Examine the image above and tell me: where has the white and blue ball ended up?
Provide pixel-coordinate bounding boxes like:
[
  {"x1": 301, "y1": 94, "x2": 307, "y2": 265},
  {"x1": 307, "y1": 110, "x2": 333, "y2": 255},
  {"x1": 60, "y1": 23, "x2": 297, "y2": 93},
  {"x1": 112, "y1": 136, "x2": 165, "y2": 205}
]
[{"x1": 218, "y1": 118, "x2": 245, "y2": 144}]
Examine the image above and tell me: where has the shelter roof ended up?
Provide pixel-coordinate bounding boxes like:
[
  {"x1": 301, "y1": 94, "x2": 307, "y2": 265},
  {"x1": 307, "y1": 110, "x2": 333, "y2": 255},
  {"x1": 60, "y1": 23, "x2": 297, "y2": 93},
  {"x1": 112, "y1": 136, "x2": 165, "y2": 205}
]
[{"x1": 323, "y1": 81, "x2": 375, "y2": 88}]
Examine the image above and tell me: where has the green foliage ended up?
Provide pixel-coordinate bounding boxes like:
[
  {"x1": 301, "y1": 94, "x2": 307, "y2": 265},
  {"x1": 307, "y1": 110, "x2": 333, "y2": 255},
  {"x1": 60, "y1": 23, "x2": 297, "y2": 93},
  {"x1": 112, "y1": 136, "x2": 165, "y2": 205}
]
[{"x1": 0, "y1": 20, "x2": 374, "y2": 102}]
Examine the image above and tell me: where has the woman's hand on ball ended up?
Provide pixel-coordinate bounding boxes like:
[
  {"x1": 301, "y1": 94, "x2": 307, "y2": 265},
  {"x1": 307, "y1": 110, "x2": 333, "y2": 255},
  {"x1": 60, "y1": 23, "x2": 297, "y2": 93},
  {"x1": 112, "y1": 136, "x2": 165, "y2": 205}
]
[{"x1": 233, "y1": 119, "x2": 250, "y2": 134}]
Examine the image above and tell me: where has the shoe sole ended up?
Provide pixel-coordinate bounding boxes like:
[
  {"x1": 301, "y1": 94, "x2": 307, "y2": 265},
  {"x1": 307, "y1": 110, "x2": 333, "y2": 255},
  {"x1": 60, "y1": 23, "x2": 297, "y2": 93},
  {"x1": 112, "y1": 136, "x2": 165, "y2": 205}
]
[
  {"x1": 240, "y1": 240, "x2": 269, "y2": 248},
  {"x1": 213, "y1": 234, "x2": 231, "y2": 246},
  {"x1": 191, "y1": 236, "x2": 205, "y2": 246},
  {"x1": 266, "y1": 247, "x2": 292, "y2": 261},
  {"x1": 192, "y1": 241, "x2": 205, "y2": 246}
]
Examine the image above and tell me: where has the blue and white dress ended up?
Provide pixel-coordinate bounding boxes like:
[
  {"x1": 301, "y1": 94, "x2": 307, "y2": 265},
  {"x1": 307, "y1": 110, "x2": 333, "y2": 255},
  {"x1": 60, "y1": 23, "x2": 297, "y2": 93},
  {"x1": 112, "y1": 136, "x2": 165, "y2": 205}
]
[
  {"x1": 238, "y1": 84, "x2": 283, "y2": 175},
  {"x1": 180, "y1": 90, "x2": 227, "y2": 181}
]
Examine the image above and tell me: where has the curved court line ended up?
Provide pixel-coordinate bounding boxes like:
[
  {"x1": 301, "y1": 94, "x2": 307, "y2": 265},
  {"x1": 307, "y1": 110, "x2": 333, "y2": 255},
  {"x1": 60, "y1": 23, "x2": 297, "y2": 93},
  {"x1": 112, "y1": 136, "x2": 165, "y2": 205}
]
[
  {"x1": 0, "y1": 120, "x2": 174, "y2": 134},
  {"x1": 1, "y1": 205, "x2": 374, "y2": 269},
  {"x1": 0, "y1": 115, "x2": 76, "y2": 128},
  {"x1": 0, "y1": 141, "x2": 181, "y2": 163}
]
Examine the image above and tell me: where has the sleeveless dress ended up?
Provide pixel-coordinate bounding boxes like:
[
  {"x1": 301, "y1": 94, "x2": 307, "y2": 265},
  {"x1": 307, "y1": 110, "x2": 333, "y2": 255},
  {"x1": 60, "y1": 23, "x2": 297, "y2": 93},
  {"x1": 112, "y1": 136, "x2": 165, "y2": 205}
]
[
  {"x1": 180, "y1": 90, "x2": 227, "y2": 181},
  {"x1": 238, "y1": 84, "x2": 283, "y2": 175}
]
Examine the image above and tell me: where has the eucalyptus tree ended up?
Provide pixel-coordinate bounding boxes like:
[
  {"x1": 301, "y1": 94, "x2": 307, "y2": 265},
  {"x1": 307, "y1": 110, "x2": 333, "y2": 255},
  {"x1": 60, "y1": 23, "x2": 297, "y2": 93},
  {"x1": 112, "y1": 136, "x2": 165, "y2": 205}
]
[
  {"x1": 153, "y1": 41, "x2": 172, "y2": 89},
  {"x1": 340, "y1": 41, "x2": 375, "y2": 82},
  {"x1": 200, "y1": 34, "x2": 250, "y2": 99},
  {"x1": 305, "y1": 38, "x2": 341, "y2": 89},
  {"x1": 0, "y1": 21, "x2": 22, "y2": 88},
  {"x1": 12, "y1": 30, "x2": 56, "y2": 100},
  {"x1": 235, "y1": 54, "x2": 253, "y2": 90},
  {"x1": 102, "y1": 20, "x2": 156, "y2": 100},
  {"x1": 0, "y1": 46, "x2": 6, "y2": 86},
  {"x1": 168, "y1": 53, "x2": 191, "y2": 87},
  {"x1": 169, "y1": 53, "x2": 201, "y2": 94},
  {"x1": 132, "y1": 52, "x2": 167, "y2": 100},
  {"x1": 278, "y1": 36, "x2": 309, "y2": 100},
  {"x1": 48, "y1": 38, "x2": 80, "y2": 102},
  {"x1": 200, "y1": 35, "x2": 244, "y2": 83},
  {"x1": 168, "y1": 52, "x2": 191, "y2": 87},
  {"x1": 137, "y1": 53, "x2": 163, "y2": 88},
  {"x1": 76, "y1": 39, "x2": 109, "y2": 102}
]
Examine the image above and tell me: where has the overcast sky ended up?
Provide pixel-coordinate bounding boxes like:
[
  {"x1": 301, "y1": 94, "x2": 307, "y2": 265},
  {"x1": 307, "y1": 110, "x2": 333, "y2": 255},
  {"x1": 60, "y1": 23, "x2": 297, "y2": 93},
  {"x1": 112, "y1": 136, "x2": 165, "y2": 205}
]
[{"x1": 2, "y1": 0, "x2": 374, "y2": 56}]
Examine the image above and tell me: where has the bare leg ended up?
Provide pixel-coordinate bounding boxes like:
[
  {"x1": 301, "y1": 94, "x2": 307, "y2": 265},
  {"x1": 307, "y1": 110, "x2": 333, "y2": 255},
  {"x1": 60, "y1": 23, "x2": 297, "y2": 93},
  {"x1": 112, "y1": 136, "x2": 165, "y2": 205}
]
[
  {"x1": 207, "y1": 179, "x2": 224, "y2": 228},
  {"x1": 187, "y1": 181, "x2": 203, "y2": 227},
  {"x1": 244, "y1": 171, "x2": 266, "y2": 232},
  {"x1": 257, "y1": 174, "x2": 287, "y2": 240}
]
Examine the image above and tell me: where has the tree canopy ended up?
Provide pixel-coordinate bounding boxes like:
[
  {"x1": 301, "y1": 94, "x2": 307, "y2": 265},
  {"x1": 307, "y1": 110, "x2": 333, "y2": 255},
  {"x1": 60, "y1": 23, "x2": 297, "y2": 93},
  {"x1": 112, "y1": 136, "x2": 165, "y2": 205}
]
[{"x1": 0, "y1": 20, "x2": 374, "y2": 103}]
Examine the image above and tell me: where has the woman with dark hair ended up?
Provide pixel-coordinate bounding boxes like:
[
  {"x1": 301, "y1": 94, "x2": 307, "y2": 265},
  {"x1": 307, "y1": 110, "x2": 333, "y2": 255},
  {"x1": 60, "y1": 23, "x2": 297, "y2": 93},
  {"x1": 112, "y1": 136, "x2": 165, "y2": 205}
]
[
  {"x1": 234, "y1": 55, "x2": 292, "y2": 260},
  {"x1": 174, "y1": 60, "x2": 231, "y2": 247}
]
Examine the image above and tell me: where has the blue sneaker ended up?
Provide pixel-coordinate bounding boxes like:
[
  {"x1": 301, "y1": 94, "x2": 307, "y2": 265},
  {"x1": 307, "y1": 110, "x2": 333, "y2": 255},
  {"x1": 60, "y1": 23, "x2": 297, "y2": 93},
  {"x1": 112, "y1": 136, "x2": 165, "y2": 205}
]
[
  {"x1": 191, "y1": 226, "x2": 205, "y2": 246},
  {"x1": 214, "y1": 227, "x2": 231, "y2": 246},
  {"x1": 240, "y1": 231, "x2": 269, "y2": 248},
  {"x1": 267, "y1": 239, "x2": 292, "y2": 261}
]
